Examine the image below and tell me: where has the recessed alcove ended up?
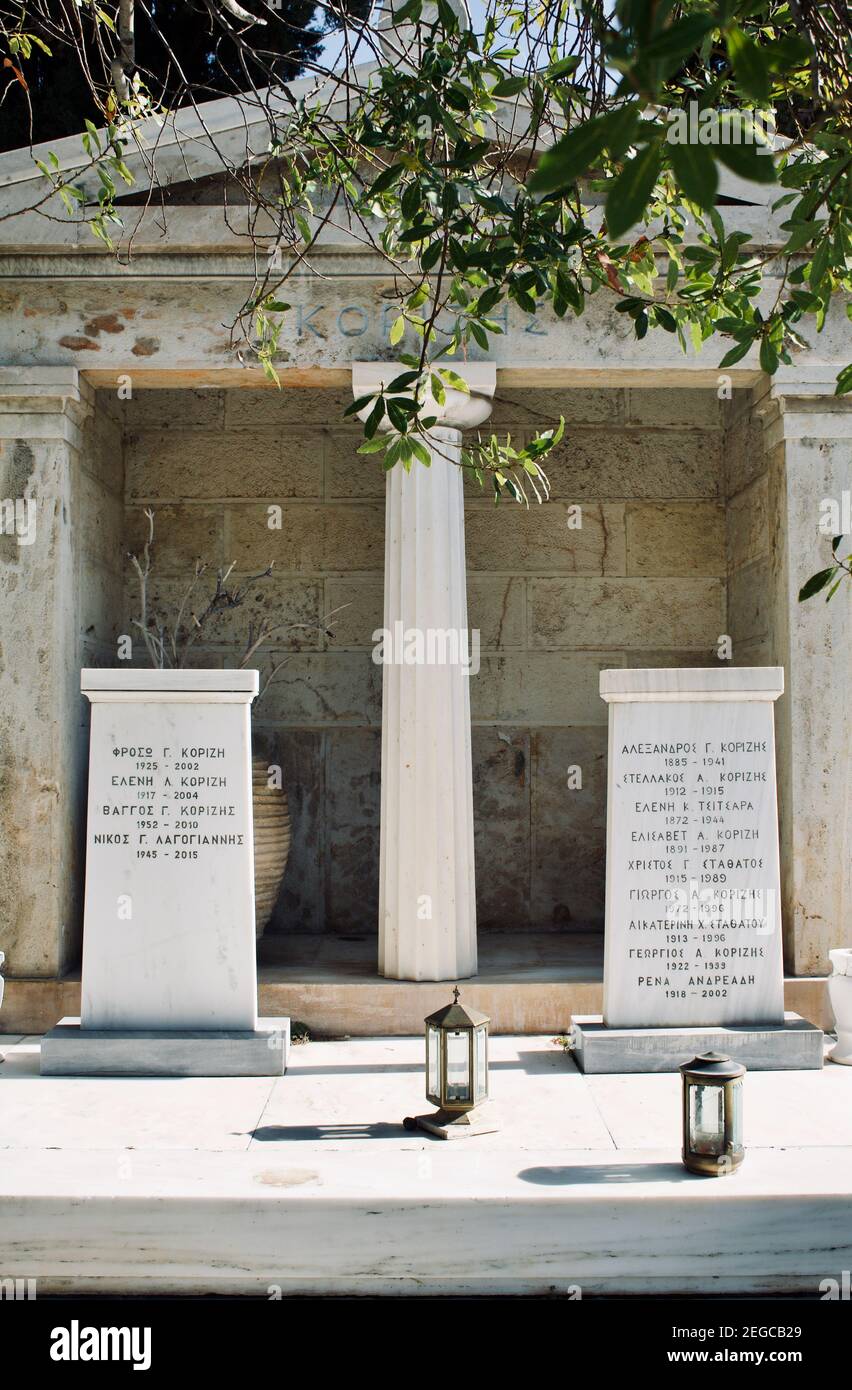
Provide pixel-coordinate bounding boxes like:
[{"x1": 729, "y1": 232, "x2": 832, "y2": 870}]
[{"x1": 66, "y1": 382, "x2": 776, "y2": 969}]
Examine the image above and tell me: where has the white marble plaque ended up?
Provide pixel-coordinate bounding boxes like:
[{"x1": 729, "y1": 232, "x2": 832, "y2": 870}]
[
  {"x1": 601, "y1": 668, "x2": 785, "y2": 1029},
  {"x1": 79, "y1": 670, "x2": 259, "y2": 1030}
]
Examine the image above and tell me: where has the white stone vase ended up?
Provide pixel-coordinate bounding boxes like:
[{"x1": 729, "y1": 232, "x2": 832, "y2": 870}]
[
  {"x1": 828, "y1": 949, "x2": 852, "y2": 1065},
  {"x1": 251, "y1": 756, "x2": 291, "y2": 940}
]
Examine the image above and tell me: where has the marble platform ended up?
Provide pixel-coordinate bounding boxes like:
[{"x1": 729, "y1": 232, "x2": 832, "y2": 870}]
[
  {"x1": 1, "y1": 1032, "x2": 851, "y2": 1296},
  {"x1": 571, "y1": 1012, "x2": 824, "y2": 1073},
  {"x1": 40, "y1": 1017, "x2": 289, "y2": 1076},
  {"x1": 2, "y1": 934, "x2": 833, "y2": 1036}
]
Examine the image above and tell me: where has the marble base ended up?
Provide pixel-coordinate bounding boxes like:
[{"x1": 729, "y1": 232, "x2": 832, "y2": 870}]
[
  {"x1": 40, "y1": 1016, "x2": 289, "y2": 1077},
  {"x1": 403, "y1": 1101, "x2": 499, "y2": 1140},
  {"x1": 571, "y1": 1013, "x2": 823, "y2": 1073}
]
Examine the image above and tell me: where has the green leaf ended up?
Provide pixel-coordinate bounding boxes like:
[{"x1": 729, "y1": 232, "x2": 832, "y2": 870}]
[
  {"x1": 529, "y1": 113, "x2": 612, "y2": 196},
  {"x1": 603, "y1": 101, "x2": 641, "y2": 160},
  {"x1": 668, "y1": 141, "x2": 718, "y2": 208},
  {"x1": 809, "y1": 238, "x2": 830, "y2": 289},
  {"x1": 798, "y1": 566, "x2": 837, "y2": 601},
  {"x1": 410, "y1": 438, "x2": 432, "y2": 467},
  {"x1": 642, "y1": 15, "x2": 716, "y2": 63},
  {"x1": 605, "y1": 141, "x2": 662, "y2": 239},
  {"x1": 727, "y1": 27, "x2": 771, "y2": 104},
  {"x1": 715, "y1": 132, "x2": 776, "y2": 185},
  {"x1": 437, "y1": 367, "x2": 471, "y2": 393},
  {"x1": 835, "y1": 363, "x2": 852, "y2": 396},
  {"x1": 781, "y1": 221, "x2": 824, "y2": 254},
  {"x1": 369, "y1": 162, "x2": 404, "y2": 196},
  {"x1": 387, "y1": 401, "x2": 411, "y2": 433},
  {"x1": 386, "y1": 370, "x2": 420, "y2": 391},
  {"x1": 759, "y1": 335, "x2": 779, "y2": 374},
  {"x1": 364, "y1": 397, "x2": 386, "y2": 439},
  {"x1": 545, "y1": 55, "x2": 581, "y2": 80},
  {"x1": 718, "y1": 337, "x2": 754, "y2": 368},
  {"x1": 389, "y1": 315, "x2": 406, "y2": 345},
  {"x1": 491, "y1": 76, "x2": 527, "y2": 98},
  {"x1": 825, "y1": 576, "x2": 845, "y2": 602},
  {"x1": 357, "y1": 437, "x2": 389, "y2": 454}
]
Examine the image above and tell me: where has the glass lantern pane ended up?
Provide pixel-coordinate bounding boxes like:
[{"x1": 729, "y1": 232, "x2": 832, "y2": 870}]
[
  {"x1": 427, "y1": 1026, "x2": 439, "y2": 1099},
  {"x1": 689, "y1": 1082, "x2": 724, "y2": 1154},
  {"x1": 446, "y1": 1030, "x2": 471, "y2": 1103},
  {"x1": 475, "y1": 1026, "x2": 488, "y2": 1100},
  {"x1": 729, "y1": 1079, "x2": 743, "y2": 1147}
]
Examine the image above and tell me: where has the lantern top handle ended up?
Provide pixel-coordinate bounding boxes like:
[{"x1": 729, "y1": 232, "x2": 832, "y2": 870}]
[
  {"x1": 424, "y1": 985, "x2": 490, "y2": 1030},
  {"x1": 680, "y1": 1052, "x2": 746, "y2": 1082}
]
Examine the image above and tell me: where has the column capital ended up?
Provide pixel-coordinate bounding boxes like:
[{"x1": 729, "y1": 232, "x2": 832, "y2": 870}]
[
  {"x1": 750, "y1": 370, "x2": 852, "y2": 448},
  {"x1": 753, "y1": 368, "x2": 852, "y2": 407},
  {"x1": 0, "y1": 365, "x2": 94, "y2": 444},
  {"x1": 352, "y1": 361, "x2": 495, "y2": 431},
  {"x1": 0, "y1": 365, "x2": 87, "y2": 406}
]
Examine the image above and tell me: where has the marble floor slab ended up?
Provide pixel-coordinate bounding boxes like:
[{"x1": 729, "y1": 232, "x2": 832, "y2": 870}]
[
  {"x1": 0, "y1": 1033, "x2": 850, "y2": 1295},
  {"x1": 254, "y1": 1036, "x2": 615, "y2": 1152}
]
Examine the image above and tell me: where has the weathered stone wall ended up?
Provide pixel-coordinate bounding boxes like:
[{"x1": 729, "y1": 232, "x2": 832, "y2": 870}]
[
  {"x1": 723, "y1": 387, "x2": 775, "y2": 663},
  {"x1": 121, "y1": 385, "x2": 726, "y2": 938}
]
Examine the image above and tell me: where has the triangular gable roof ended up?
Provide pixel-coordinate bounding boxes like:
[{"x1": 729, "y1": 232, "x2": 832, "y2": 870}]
[{"x1": 0, "y1": 66, "x2": 781, "y2": 252}]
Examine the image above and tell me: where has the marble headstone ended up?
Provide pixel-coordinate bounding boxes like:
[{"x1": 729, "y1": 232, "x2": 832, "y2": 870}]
[
  {"x1": 602, "y1": 667, "x2": 785, "y2": 1028},
  {"x1": 572, "y1": 668, "x2": 822, "y2": 1071},
  {"x1": 41, "y1": 670, "x2": 288, "y2": 1075}
]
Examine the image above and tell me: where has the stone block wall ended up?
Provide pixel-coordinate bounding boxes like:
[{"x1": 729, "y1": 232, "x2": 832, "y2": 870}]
[
  {"x1": 121, "y1": 385, "x2": 728, "y2": 938},
  {"x1": 723, "y1": 385, "x2": 775, "y2": 664}
]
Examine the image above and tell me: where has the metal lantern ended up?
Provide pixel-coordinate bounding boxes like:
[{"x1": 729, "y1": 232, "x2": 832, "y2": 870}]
[
  {"x1": 404, "y1": 987, "x2": 497, "y2": 1139},
  {"x1": 680, "y1": 1052, "x2": 745, "y2": 1176}
]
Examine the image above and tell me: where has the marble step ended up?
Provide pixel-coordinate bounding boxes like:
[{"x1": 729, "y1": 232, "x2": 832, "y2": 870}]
[{"x1": 0, "y1": 1144, "x2": 849, "y2": 1296}]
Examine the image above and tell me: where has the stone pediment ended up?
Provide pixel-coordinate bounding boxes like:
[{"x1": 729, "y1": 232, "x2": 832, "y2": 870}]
[{"x1": 0, "y1": 61, "x2": 780, "y2": 254}]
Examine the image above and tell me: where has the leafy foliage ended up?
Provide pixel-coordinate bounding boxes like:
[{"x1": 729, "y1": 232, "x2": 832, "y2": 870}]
[{"x1": 2, "y1": 0, "x2": 852, "y2": 522}]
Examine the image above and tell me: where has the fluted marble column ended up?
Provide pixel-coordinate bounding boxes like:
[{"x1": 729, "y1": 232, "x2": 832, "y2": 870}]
[{"x1": 352, "y1": 363, "x2": 496, "y2": 981}]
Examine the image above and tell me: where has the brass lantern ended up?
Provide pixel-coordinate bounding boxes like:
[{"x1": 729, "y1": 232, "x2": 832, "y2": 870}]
[
  {"x1": 404, "y1": 988, "x2": 497, "y2": 1139},
  {"x1": 680, "y1": 1052, "x2": 745, "y2": 1176}
]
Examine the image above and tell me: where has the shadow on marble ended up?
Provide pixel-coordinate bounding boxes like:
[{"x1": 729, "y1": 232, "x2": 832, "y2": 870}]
[
  {"x1": 254, "y1": 1036, "x2": 615, "y2": 1153},
  {"x1": 288, "y1": 1050, "x2": 571, "y2": 1078},
  {"x1": 251, "y1": 1122, "x2": 410, "y2": 1143},
  {"x1": 519, "y1": 1161, "x2": 690, "y2": 1185},
  {"x1": 258, "y1": 930, "x2": 605, "y2": 982}
]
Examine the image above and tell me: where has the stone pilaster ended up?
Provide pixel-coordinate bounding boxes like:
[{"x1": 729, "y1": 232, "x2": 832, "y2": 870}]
[
  {"x1": 756, "y1": 376, "x2": 852, "y2": 975},
  {"x1": 352, "y1": 363, "x2": 495, "y2": 980},
  {"x1": 0, "y1": 367, "x2": 94, "y2": 977}
]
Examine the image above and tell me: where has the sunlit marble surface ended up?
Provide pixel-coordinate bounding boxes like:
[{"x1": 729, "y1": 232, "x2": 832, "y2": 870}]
[{"x1": 1, "y1": 1033, "x2": 850, "y2": 1295}]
